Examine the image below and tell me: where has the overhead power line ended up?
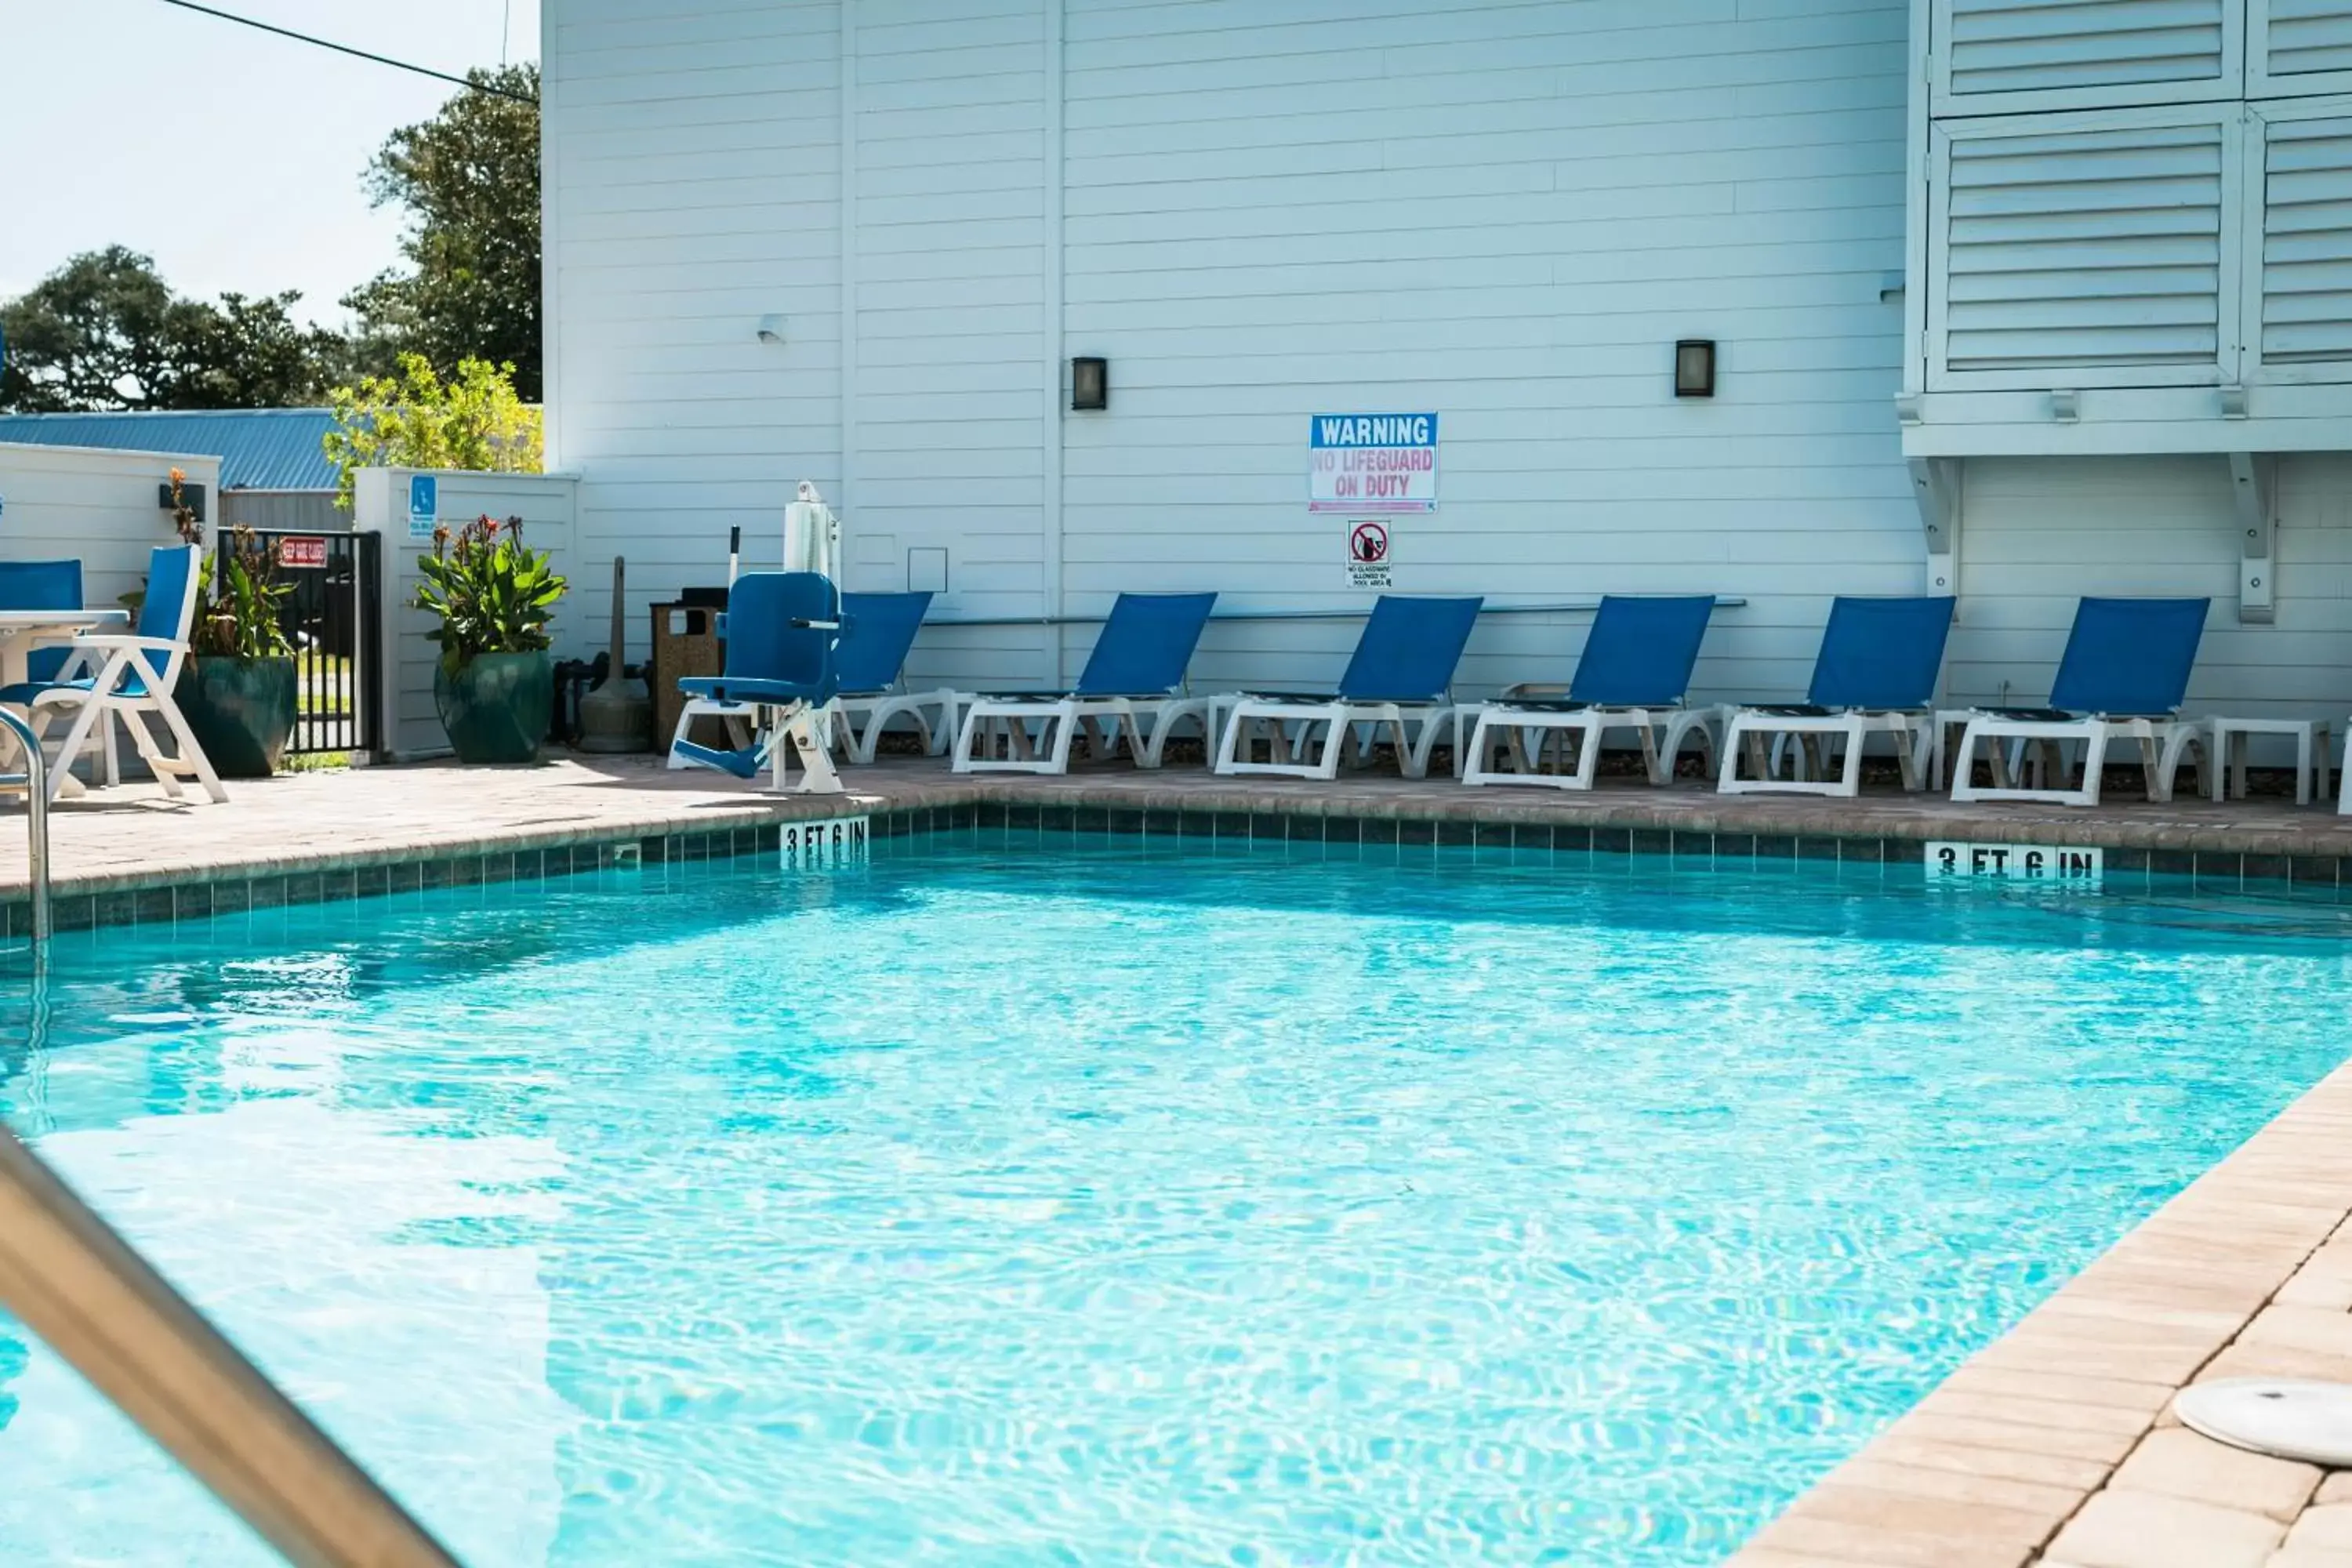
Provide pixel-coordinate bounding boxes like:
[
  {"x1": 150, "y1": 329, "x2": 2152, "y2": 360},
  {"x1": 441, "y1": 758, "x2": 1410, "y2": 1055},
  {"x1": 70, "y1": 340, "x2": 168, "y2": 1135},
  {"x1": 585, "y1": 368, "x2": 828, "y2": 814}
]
[{"x1": 152, "y1": 0, "x2": 539, "y2": 104}]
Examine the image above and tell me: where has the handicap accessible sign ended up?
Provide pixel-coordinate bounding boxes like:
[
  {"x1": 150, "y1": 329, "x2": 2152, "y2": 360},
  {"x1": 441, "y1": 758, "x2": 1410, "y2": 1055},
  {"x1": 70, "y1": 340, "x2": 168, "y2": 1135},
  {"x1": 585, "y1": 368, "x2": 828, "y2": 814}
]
[
  {"x1": 408, "y1": 474, "x2": 438, "y2": 541},
  {"x1": 1309, "y1": 412, "x2": 1438, "y2": 514}
]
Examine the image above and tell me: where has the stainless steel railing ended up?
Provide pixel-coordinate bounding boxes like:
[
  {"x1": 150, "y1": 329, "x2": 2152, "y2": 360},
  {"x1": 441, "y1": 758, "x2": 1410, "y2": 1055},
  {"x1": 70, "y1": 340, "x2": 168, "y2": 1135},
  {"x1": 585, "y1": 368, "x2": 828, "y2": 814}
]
[
  {"x1": 0, "y1": 706, "x2": 51, "y2": 980},
  {"x1": 0, "y1": 1127, "x2": 463, "y2": 1566},
  {"x1": 0, "y1": 710, "x2": 461, "y2": 1566}
]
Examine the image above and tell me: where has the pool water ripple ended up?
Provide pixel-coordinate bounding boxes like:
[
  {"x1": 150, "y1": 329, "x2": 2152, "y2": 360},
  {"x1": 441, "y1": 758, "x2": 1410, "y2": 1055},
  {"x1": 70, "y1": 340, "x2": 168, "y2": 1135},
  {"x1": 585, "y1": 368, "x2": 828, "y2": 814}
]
[{"x1": 2, "y1": 833, "x2": 2348, "y2": 1565}]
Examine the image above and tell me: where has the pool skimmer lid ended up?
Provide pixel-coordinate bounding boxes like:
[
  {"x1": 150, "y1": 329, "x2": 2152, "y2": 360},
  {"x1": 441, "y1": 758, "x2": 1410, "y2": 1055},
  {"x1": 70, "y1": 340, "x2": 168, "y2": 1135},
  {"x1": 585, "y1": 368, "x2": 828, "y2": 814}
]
[{"x1": 2175, "y1": 1379, "x2": 2352, "y2": 1467}]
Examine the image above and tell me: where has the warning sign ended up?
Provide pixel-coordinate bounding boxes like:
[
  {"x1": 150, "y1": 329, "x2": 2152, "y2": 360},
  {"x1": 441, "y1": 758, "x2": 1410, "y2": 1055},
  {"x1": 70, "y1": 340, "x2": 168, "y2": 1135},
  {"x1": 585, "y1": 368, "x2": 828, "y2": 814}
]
[
  {"x1": 279, "y1": 536, "x2": 328, "y2": 568},
  {"x1": 1347, "y1": 519, "x2": 1392, "y2": 589},
  {"x1": 1309, "y1": 412, "x2": 1439, "y2": 514}
]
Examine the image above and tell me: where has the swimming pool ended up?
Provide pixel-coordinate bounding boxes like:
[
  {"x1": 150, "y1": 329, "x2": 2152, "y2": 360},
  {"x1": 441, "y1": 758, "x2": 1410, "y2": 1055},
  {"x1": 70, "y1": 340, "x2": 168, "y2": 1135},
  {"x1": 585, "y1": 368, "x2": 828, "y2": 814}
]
[{"x1": 3, "y1": 829, "x2": 2348, "y2": 1565}]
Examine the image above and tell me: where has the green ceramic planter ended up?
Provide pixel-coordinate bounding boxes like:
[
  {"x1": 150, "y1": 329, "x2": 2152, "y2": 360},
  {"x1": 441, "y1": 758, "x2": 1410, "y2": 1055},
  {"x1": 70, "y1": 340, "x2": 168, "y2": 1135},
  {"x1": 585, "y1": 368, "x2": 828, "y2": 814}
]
[
  {"x1": 175, "y1": 655, "x2": 297, "y2": 779},
  {"x1": 434, "y1": 650, "x2": 554, "y2": 764}
]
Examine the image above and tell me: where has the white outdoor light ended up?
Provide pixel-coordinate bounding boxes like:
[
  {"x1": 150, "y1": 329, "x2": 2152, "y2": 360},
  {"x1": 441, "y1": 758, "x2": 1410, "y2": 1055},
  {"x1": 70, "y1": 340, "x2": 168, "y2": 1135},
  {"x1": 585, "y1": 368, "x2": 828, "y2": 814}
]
[{"x1": 755, "y1": 314, "x2": 787, "y2": 345}]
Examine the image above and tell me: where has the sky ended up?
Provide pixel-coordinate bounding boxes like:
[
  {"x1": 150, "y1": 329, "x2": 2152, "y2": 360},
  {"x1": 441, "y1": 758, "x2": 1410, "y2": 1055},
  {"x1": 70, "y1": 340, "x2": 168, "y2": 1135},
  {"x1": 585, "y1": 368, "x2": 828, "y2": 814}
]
[{"x1": 1, "y1": 0, "x2": 541, "y2": 326}]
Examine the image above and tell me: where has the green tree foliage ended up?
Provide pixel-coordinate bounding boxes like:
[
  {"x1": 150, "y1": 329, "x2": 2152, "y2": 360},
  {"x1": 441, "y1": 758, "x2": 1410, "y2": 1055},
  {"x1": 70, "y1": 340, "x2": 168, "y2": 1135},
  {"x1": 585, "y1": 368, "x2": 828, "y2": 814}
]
[
  {"x1": 0, "y1": 248, "x2": 345, "y2": 412},
  {"x1": 323, "y1": 353, "x2": 543, "y2": 510},
  {"x1": 344, "y1": 64, "x2": 542, "y2": 401}
]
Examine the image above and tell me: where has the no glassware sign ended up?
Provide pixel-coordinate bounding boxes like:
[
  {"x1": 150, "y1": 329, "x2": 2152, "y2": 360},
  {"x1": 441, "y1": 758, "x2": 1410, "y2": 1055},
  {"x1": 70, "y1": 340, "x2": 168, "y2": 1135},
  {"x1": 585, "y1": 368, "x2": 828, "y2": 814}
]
[
  {"x1": 1348, "y1": 520, "x2": 1392, "y2": 589},
  {"x1": 1310, "y1": 412, "x2": 1438, "y2": 514}
]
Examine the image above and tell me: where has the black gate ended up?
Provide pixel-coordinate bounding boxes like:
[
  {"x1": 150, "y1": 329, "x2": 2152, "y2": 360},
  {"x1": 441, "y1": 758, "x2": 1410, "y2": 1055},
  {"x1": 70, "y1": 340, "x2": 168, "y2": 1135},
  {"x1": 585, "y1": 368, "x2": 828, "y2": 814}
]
[{"x1": 217, "y1": 530, "x2": 383, "y2": 758}]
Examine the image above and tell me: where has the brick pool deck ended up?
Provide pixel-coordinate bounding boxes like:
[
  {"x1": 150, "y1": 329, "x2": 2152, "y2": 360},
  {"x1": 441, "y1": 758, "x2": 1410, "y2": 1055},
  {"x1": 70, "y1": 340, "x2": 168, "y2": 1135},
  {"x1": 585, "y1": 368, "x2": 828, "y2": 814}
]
[{"x1": 9, "y1": 752, "x2": 2352, "y2": 1566}]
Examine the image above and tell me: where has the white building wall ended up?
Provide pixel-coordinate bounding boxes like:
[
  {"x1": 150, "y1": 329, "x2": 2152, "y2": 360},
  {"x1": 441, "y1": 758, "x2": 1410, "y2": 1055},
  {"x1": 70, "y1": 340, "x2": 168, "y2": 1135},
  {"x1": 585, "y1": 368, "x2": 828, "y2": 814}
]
[
  {"x1": 1954, "y1": 454, "x2": 2352, "y2": 727},
  {"x1": 0, "y1": 444, "x2": 223, "y2": 611},
  {"x1": 544, "y1": 0, "x2": 2351, "y2": 739},
  {"x1": 354, "y1": 467, "x2": 580, "y2": 761}
]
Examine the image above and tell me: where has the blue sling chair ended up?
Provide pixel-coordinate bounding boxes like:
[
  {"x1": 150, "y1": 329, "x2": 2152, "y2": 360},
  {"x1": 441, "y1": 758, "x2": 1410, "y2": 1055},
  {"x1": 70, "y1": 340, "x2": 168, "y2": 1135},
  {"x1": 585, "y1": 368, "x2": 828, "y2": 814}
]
[
  {"x1": 1458, "y1": 595, "x2": 1722, "y2": 789},
  {"x1": 667, "y1": 572, "x2": 850, "y2": 793},
  {"x1": 1715, "y1": 595, "x2": 1956, "y2": 797},
  {"x1": 1215, "y1": 595, "x2": 1483, "y2": 780},
  {"x1": 831, "y1": 591, "x2": 957, "y2": 761},
  {"x1": 953, "y1": 592, "x2": 1218, "y2": 774},
  {"x1": 0, "y1": 546, "x2": 225, "y2": 804},
  {"x1": 1947, "y1": 597, "x2": 2213, "y2": 808}
]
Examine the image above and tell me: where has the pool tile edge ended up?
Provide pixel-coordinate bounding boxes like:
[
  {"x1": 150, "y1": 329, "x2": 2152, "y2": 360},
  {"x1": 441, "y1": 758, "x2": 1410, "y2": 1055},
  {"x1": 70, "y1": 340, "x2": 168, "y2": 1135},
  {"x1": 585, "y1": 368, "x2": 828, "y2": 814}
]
[{"x1": 1720, "y1": 1059, "x2": 2352, "y2": 1567}]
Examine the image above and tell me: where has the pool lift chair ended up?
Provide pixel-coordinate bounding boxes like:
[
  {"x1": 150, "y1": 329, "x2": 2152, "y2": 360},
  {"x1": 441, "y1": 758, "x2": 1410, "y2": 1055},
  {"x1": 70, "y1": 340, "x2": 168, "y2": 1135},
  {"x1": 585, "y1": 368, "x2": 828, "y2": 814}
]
[{"x1": 668, "y1": 571, "x2": 851, "y2": 793}]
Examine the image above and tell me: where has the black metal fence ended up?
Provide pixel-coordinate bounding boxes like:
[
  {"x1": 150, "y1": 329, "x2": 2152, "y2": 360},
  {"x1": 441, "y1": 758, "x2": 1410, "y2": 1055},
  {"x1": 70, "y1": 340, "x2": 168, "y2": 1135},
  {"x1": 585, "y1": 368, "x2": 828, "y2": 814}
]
[{"x1": 219, "y1": 530, "x2": 382, "y2": 758}]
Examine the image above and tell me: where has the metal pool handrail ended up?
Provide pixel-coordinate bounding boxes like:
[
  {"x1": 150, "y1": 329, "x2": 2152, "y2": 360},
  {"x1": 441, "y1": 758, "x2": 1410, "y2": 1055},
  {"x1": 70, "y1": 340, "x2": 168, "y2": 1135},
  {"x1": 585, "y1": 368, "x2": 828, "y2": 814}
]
[
  {"x1": 0, "y1": 1123, "x2": 464, "y2": 1566},
  {"x1": 0, "y1": 706, "x2": 49, "y2": 979},
  {"x1": 0, "y1": 706, "x2": 459, "y2": 1566}
]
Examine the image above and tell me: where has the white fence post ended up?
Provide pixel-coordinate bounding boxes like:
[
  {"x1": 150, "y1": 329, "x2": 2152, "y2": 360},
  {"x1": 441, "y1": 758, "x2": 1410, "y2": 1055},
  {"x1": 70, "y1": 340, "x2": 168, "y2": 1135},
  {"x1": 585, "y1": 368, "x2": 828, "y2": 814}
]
[{"x1": 352, "y1": 467, "x2": 580, "y2": 763}]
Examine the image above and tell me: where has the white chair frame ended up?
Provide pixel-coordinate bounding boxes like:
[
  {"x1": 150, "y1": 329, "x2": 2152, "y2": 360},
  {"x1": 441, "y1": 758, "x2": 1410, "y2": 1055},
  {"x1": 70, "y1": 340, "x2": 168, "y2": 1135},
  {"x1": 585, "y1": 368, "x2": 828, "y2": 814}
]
[
  {"x1": 1457, "y1": 698, "x2": 1725, "y2": 789},
  {"x1": 17, "y1": 550, "x2": 225, "y2": 804},
  {"x1": 1947, "y1": 713, "x2": 2210, "y2": 807},
  {"x1": 1213, "y1": 699, "x2": 1454, "y2": 781},
  {"x1": 1716, "y1": 709, "x2": 1936, "y2": 797},
  {"x1": 954, "y1": 695, "x2": 1211, "y2": 775}
]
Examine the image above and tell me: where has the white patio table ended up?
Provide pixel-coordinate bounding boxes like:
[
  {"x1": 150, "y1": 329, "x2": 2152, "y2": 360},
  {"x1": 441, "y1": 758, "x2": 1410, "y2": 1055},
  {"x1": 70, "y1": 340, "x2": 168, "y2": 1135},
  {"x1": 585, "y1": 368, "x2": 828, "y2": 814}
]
[
  {"x1": 0, "y1": 609, "x2": 131, "y2": 790},
  {"x1": 0, "y1": 608, "x2": 128, "y2": 688}
]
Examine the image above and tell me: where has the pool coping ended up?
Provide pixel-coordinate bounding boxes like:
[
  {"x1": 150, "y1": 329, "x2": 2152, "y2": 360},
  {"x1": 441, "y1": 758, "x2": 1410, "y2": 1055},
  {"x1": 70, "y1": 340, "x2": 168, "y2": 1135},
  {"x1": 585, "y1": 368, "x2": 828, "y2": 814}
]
[
  {"x1": 1724, "y1": 1058, "x2": 2352, "y2": 1568},
  {"x1": 12, "y1": 764, "x2": 2352, "y2": 931}
]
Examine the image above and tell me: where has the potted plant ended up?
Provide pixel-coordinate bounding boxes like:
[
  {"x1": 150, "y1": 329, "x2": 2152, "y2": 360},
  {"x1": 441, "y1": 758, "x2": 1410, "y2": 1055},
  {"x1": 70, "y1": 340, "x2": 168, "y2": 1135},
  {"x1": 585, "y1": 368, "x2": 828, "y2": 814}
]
[
  {"x1": 141, "y1": 469, "x2": 300, "y2": 778},
  {"x1": 414, "y1": 514, "x2": 567, "y2": 764}
]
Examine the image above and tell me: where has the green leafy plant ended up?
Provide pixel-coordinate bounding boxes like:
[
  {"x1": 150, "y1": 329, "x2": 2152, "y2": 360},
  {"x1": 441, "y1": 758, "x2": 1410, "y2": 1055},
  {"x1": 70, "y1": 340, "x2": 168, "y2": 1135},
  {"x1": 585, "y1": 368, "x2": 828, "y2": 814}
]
[
  {"x1": 194, "y1": 525, "x2": 295, "y2": 661},
  {"x1": 125, "y1": 472, "x2": 293, "y2": 661},
  {"x1": 322, "y1": 353, "x2": 542, "y2": 511},
  {"x1": 412, "y1": 514, "x2": 567, "y2": 676}
]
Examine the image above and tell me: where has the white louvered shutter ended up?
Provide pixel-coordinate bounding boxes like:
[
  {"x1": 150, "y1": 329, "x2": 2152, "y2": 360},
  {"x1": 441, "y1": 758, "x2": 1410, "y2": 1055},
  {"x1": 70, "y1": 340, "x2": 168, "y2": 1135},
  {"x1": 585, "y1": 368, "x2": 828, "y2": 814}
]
[
  {"x1": 2250, "y1": 0, "x2": 2352, "y2": 97},
  {"x1": 1929, "y1": 114, "x2": 2237, "y2": 388},
  {"x1": 2253, "y1": 112, "x2": 2352, "y2": 372},
  {"x1": 1933, "y1": 0, "x2": 2238, "y2": 114}
]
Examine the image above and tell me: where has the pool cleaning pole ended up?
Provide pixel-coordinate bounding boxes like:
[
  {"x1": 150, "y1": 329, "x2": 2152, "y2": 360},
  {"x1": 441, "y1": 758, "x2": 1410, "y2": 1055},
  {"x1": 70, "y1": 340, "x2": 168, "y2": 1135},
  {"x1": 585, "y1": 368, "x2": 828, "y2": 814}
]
[{"x1": 0, "y1": 1124, "x2": 463, "y2": 1567}]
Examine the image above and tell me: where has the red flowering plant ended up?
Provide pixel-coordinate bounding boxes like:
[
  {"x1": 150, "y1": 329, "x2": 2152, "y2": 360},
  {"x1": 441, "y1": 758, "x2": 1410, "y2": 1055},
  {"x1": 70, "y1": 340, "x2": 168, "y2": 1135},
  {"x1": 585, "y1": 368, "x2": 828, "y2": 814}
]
[{"x1": 411, "y1": 514, "x2": 568, "y2": 677}]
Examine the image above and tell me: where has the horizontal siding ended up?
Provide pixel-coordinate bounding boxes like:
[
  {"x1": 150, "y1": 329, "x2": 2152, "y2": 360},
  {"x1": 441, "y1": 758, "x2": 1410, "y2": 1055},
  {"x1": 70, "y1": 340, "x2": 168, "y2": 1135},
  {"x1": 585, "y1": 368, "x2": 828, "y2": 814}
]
[
  {"x1": 1953, "y1": 456, "x2": 2352, "y2": 753},
  {"x1": 546, "y1": 2, "x2": 2352, "y2": 727},
  {"x1": 0, "y1": 445, "x2": 223, "y2": 615},
  {"x1": 1050, "y1": 0, "x2": 1915, "y2": 701}
]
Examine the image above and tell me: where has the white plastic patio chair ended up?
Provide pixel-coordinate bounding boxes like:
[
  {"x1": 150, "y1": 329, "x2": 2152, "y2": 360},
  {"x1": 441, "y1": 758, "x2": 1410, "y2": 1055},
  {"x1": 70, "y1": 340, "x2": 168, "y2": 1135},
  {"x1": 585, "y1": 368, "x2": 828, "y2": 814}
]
[{"x1": 4, "y1": 543, "x2": 227, "y2": 804}]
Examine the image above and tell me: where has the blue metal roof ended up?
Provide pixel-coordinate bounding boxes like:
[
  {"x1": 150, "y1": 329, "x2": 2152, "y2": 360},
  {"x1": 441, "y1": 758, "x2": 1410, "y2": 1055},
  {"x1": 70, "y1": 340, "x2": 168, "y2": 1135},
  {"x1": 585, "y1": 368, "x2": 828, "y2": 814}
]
[{"x1": 0, "y1": 408, "x2": 338, "y2": 491}]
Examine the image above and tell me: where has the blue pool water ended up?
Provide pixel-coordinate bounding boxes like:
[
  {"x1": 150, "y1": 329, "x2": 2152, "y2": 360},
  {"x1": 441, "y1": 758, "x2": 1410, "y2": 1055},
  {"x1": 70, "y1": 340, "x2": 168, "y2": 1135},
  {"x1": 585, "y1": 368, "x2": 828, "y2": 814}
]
[{"x1": 3, "y1": 831, "x2": 2350, "y2": 1566}]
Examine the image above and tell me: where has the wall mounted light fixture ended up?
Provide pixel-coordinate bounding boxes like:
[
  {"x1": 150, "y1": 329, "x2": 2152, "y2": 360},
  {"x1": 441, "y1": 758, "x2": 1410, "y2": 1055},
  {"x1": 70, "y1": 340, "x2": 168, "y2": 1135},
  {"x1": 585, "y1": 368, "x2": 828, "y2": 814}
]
[
  {"x1": 1673, "y1": 339, "x2": 1716, "y2": 398},
  {"x1": 1071, "y1": 356, "x2": 1109, "y2": 412}
]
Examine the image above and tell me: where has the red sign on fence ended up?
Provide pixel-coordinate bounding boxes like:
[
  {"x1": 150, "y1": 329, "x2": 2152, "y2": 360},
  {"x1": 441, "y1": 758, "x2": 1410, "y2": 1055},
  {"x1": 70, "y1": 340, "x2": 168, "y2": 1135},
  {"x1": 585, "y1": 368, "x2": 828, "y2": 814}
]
[{"x1": 279, "y1": 536, "x2": 328, "y2": 569}]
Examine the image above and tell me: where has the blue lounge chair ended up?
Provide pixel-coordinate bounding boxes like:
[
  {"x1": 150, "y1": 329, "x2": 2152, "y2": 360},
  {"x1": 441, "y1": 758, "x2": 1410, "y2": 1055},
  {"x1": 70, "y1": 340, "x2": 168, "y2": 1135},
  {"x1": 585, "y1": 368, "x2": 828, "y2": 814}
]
[
  {"x1": 2, "y1": 545, "x2": 224, "y2": 804},
  {"x1": 669, "y1": 572, "x2": 850, "y2": 793},
  {"x1": 1949, "y1": 597, "x2": 2212, "y2": 807},
  {"x1": 1458, "y1": 595, "x2": 1722, "y2": 789},
  {"x1": 1214, "y1": 595, "x2": 1483, "y2": 779},
  {"x1": 1716, "y1": 596, "x2": 1956, "y2": 797},
  {"x1": 953, "y1": 592, "x2": 1218, "y2": 774},
  {"x1": 833, "y1": 592, "x2": 958, "y2": 761},
  {"x1": 666, "y1": 589, "x2": 950, "y2": 768}
]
